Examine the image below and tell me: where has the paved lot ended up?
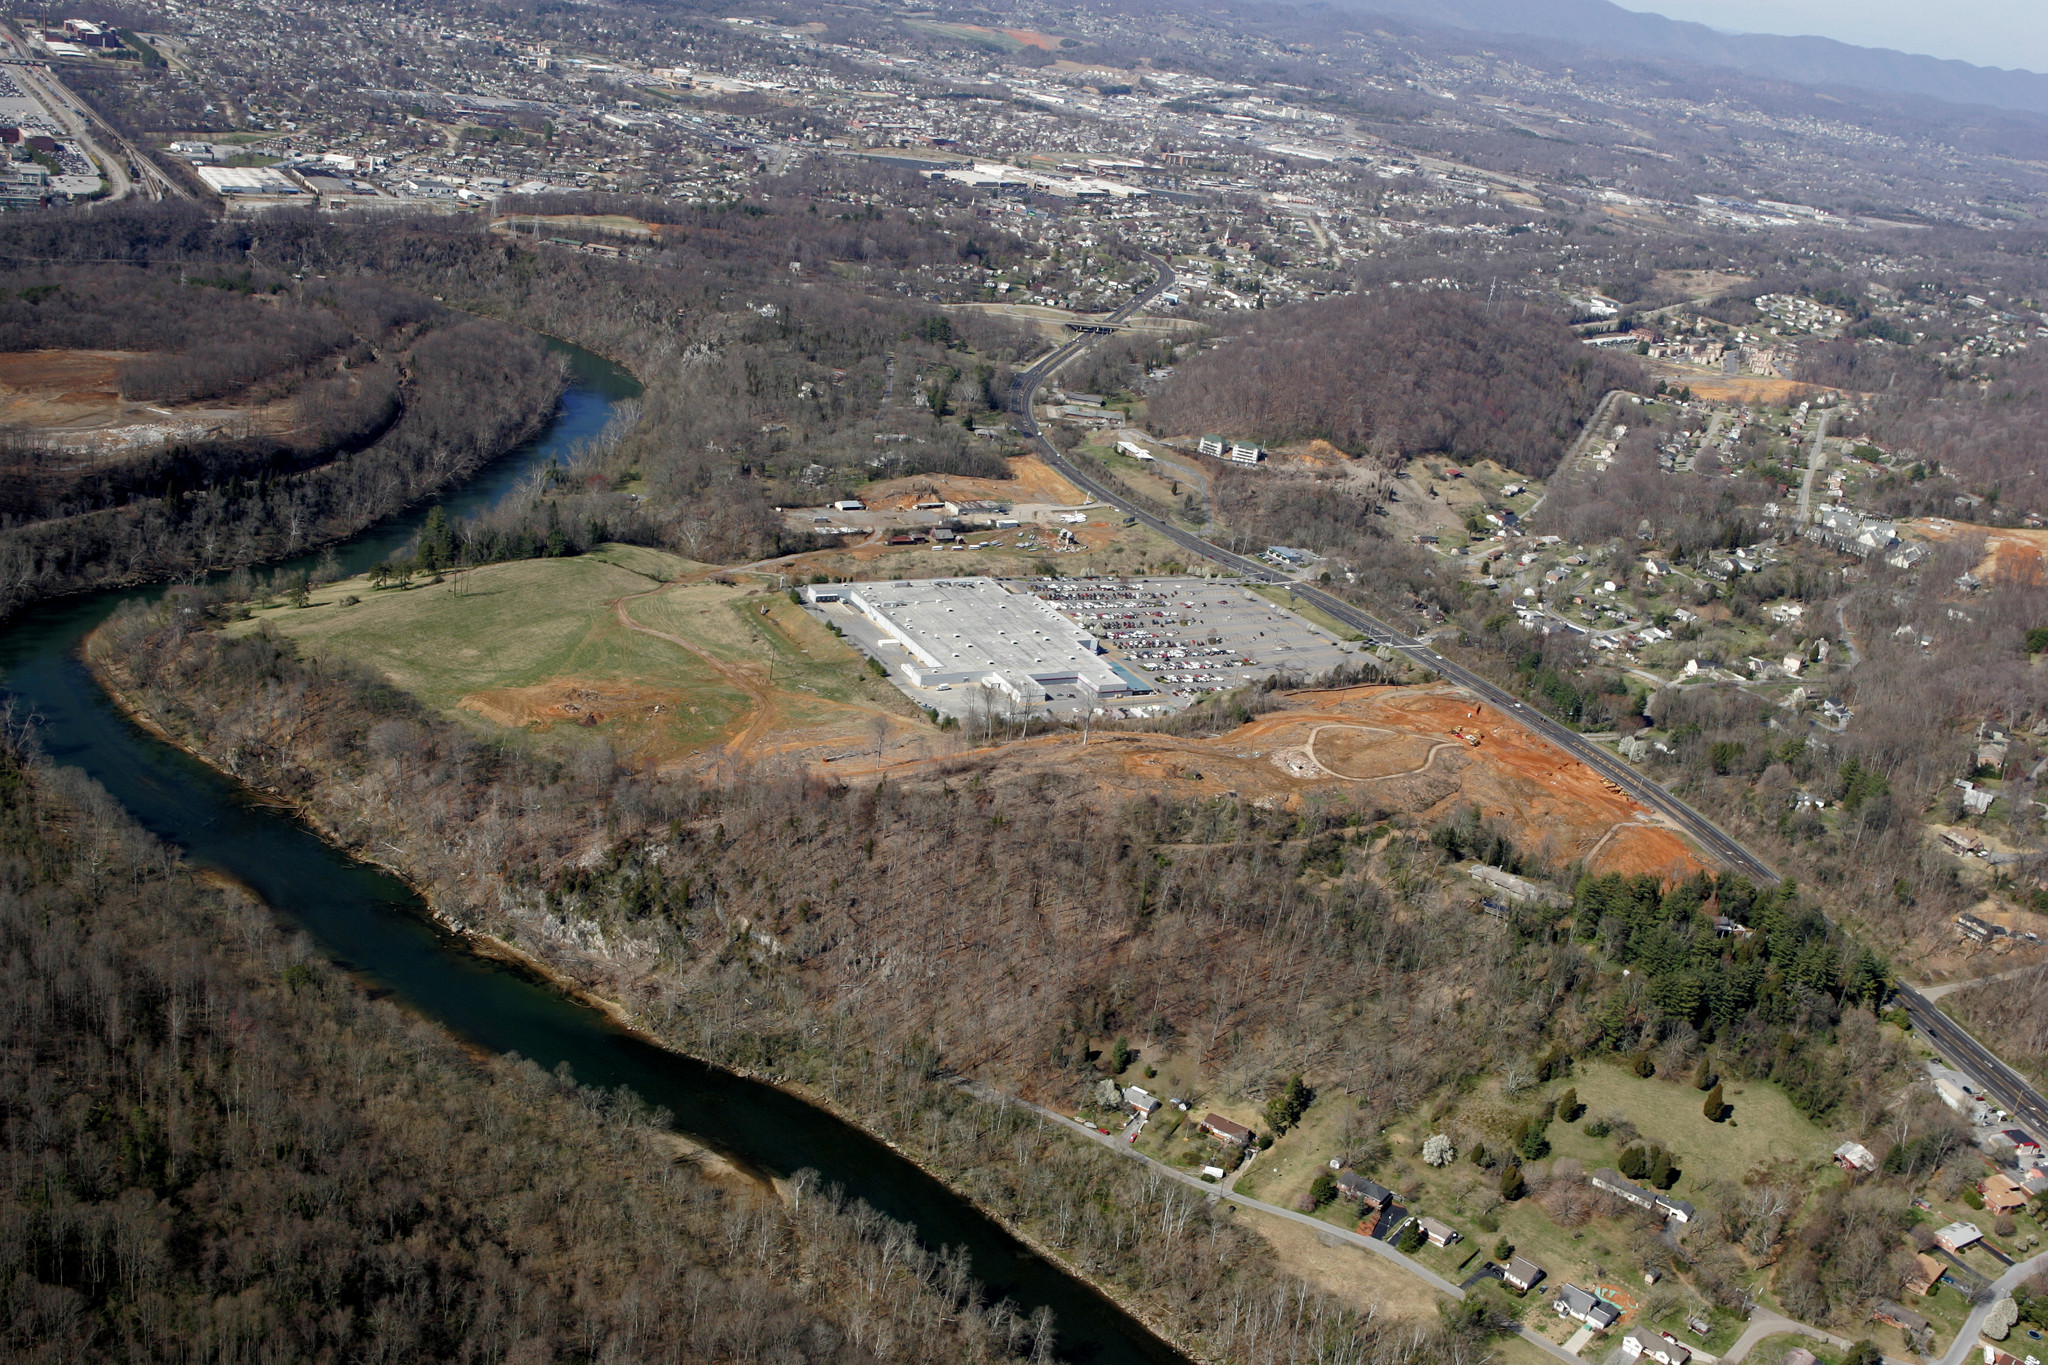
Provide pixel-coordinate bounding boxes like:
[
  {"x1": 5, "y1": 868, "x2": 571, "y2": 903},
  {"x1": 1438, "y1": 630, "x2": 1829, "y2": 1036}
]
[
  {"x1": 1028, "y1": 576, "x2": 1358, "y2": 700},
  {"x1": 809, "y1": 574, "x2": 1363, "y2": 720}
]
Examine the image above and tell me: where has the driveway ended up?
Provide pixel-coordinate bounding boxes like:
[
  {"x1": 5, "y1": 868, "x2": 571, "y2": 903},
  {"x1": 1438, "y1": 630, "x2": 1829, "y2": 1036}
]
[{"x1": 1938, "y1": 1250, "x2": 2048, "y2": 1365}]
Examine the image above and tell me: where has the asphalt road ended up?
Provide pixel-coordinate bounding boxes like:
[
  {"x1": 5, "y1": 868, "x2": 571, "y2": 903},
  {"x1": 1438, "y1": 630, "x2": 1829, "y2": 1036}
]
[
  {"x1": 1008, "y1": 268, "x2": 2048, "y2": 1149},
  {"x1": 1008, "y1": 288, "x2": 1776, "y2": 886},
  {"x1": 976, "y1": 1083, "x2": 1586, "y2": 1365},
  {"x1": 1898, "y1": 982, "x2": 2048, "y2": 1140}
]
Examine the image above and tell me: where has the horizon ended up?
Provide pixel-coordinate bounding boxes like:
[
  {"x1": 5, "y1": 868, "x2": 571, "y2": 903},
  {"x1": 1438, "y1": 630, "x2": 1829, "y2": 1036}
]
[{"x1": 1608, "y1": 0, "x2": 2048, "y2": 74}]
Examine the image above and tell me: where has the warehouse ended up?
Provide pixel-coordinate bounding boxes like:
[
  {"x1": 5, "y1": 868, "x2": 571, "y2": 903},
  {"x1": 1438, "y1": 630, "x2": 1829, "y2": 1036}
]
[{"x1": 813, "y1": 577, "x2": 1141, "y2": 707}]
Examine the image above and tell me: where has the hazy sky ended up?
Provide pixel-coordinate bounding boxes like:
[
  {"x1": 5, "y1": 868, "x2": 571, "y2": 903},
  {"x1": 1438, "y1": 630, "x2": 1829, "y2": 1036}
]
[{"x1": 1610, "y1": 0, "x2": 2048, "y2": 74}]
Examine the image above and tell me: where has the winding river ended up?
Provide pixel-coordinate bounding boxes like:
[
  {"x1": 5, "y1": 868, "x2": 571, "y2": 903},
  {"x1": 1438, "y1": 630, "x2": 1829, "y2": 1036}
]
[{"x1": 0, "y1": 339, "x2": 1184, "y2": 1365}]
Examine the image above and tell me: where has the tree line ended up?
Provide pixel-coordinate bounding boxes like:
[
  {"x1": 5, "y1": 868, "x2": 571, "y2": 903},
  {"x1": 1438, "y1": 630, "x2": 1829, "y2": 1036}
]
[
  {"x1": 0, "y1": 739, "x2": 1063, "y2": 1364},
  {"x1": 85, "y1": 598, "x2": 1960, "y2": 1335}
]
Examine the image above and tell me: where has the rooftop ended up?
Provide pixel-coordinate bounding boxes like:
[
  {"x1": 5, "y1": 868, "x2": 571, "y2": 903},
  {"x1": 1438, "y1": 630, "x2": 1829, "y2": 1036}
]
[{"x1": 842, "y1": 577, "x2": 1138, "y2": 704}]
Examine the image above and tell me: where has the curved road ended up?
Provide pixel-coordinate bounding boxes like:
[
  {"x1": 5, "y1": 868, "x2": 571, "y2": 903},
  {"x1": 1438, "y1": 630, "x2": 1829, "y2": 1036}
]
[
  {"x1": 1008, "y1": 261, "x2": 2048, "y2": 1161},
  {"x1": 973, "y1": 1082, "x2": 1586, "y2": 1365},
  {"x1": 1007, "y1": 273, "x2": 1774, "y2": 886}
]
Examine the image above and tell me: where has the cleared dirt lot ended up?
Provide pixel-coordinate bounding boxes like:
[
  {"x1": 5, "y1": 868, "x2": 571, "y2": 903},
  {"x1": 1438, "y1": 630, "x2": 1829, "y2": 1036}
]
[{"x1": 0, "y1": 346, "x2": 296, "y2": 456}]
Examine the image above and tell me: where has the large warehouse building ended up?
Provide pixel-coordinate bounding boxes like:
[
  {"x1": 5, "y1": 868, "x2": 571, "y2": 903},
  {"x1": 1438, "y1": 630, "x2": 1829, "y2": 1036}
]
[{"x1": 810, "y1": 577, "x2": 1141, "y2": 705}]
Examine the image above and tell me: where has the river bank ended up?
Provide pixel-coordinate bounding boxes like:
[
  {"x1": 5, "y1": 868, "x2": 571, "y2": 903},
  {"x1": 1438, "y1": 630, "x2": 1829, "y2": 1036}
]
[
  {"x1": 0, "y1": 331, "x2": 1242, "y2": 1365},
  {"x1": 87, "y1": 617, "x2": 1208, "y2": 1364}
]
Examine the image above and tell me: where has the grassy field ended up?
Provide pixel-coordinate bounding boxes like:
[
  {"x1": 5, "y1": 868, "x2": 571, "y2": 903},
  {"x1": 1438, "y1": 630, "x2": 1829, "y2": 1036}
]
[
  {"x1": 1244, "y1": 1210, "x2": 1449, "y2": 1323},
  {"x1": 232, "y1": 548, "x2": 929, "y2": 763},
  {"x1": 1555, "y1": 1061, "x2": 1840, "y2": 1182}
]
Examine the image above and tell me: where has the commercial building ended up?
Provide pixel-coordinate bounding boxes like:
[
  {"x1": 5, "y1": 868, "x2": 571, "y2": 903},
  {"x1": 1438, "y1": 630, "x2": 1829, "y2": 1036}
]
[
  {"x1": 195, "y1": 165, "x2": 306, "y2": 200},
  {"x1": 819, "y1": 577, "x2": 1141, "y2": 706}
]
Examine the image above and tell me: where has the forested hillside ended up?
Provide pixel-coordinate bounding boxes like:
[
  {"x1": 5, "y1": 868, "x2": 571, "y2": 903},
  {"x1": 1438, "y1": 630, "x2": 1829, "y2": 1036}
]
[
  {"x1": 85, "y1": 599, "x2": 1964, "y2": 1332},
  {"x1": 1149, "y1": 293, "x2": 1639, "y2": 475},
  {"x1": 0, "y1": 316, "x2": 560, "y2": 618},
  {"x1": 0, "y1": 742, "x2": 1041, "y2": 1363}
]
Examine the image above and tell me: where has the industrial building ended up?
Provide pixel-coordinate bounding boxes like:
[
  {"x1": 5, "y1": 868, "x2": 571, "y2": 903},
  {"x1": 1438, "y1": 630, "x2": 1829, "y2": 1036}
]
[{"x1": 807, "y1": 577, "x2": 1142, "y2": 707}]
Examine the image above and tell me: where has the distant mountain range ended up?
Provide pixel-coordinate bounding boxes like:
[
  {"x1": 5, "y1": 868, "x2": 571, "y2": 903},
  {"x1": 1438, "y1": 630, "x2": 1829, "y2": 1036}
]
[{"x1": 1333, "y1": 0, "x2": 2048, "y2": 116}]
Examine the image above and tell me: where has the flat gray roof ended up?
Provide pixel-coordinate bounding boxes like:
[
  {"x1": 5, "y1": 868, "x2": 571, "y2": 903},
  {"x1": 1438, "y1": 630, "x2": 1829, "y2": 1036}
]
[{"x1": 844, "y1": 577, "x2": 1137, "y2": 700}]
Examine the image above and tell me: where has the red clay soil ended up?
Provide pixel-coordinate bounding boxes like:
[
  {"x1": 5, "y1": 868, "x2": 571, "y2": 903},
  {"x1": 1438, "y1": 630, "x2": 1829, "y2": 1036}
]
[
  {"x1": 838, "y1": 685, "x2": 1706, "y2": 878},
  {"x1": 858, "y1": 455, "x2": 1085, "y2": 511}
]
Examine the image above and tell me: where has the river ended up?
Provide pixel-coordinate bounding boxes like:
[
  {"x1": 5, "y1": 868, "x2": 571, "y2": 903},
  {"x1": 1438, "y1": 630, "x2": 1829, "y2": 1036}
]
[{"x1": 0, "y1": 338, "x2": 1184, "y2": 1365}]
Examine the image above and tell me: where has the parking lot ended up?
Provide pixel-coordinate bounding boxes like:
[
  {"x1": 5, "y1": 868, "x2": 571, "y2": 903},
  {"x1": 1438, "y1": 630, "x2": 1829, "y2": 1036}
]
[
  {"x1": 1027, "y1": 577, "x2": 1358, "y2": 700},
  {"x1": 805, "y1": 574, "x2": 1363, "y2": 719}
]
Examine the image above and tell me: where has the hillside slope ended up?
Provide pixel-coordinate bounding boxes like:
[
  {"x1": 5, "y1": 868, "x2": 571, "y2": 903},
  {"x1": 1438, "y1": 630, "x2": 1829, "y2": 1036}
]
[{"x1": 1336, "y1": 0, "x2": 2048, "y2": 116}]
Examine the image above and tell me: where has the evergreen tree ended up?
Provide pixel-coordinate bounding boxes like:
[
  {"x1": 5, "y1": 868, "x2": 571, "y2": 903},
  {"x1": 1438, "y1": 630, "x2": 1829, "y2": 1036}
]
[
  {"x1": 1704, "y1": 1082, "x2": 1727, "y2": 1122},
  {"x1": 1557, "y1": 1087, "x2": 1580, "y2": 1122},
  {"x1": 418, "y1": 505, "x2": 455, "y2": 572},
  {"x1": 1499, "y1": 1162, "x2": 1527, "y2": 1201}
]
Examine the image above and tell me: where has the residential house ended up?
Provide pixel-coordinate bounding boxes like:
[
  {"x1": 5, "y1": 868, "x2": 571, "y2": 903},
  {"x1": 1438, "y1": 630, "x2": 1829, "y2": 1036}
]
[
  {"x1": 1657, "y1": 1195, "x2": 1697, "y2": 1224},
  {"x1": 1983, "y1": 1173, "x2": 2029, "y2": 1216},
  {"x1": 1589, "y1": 1168, "x2": 1693, "y2": 1222},
  {"x1": 1591, "y1": 1168, "x2": 1658, "y2": 1212},
  {"x1": 1872, "y1": 1301, "x2": 1929, "y2": 1335},
  {"x1": 1417, "y1": 1217, "x2": 1460, "y2": 1248},
  {"x1": 1903, "y1": 1252, "x2": 1945, "y2": 1297},
  {"x1": 1623, "y1": 1331, "x2": 1692, "y2": 1365},
  {"x1": 1934, "y1": 1221, "x2": 1982, "y2": 1253},
  {"x1": 1197, "y1": 1113, "x2": 1253, "y2": 1147},
  {"x1": 1502, "y1": 1256, "x2": 1545, "y2": 1292},
  {"x1": 1783, "y1": 1349, "x2": 1817, "y2": 1365},
  {"x1": 1833, "y1": 1141, "x2": 1877, "y2": 1172},
  {"x1": 1555, "y1": 1284, "x2": 1622, "y2": 1332},
  {"x1": 1124, "y1": 1086, "x2": 1163, "y2": 1117},
  {"x1": 1336, "y1": 1172, "x2": 1393, "y2": 1209}
]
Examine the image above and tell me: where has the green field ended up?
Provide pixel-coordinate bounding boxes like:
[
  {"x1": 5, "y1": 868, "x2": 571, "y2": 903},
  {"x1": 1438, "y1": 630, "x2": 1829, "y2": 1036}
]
[
  {"x1": 1228, "y1": 1057, "x2": 1856, "y2": 1327},
  {"x1": 1554, "y1": 1061, "x2": 1839, "y2": 1179},
  {"x1": 233, "y1": 548, "x2": 926, "y2": 760}
]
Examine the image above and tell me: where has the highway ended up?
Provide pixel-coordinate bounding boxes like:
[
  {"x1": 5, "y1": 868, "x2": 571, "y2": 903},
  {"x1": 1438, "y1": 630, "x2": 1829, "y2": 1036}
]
[
  {"x1": 1896, "y1": 982, "x2": 2048, "y2": 1141},
  {"x1": 1008, "y1": 262, "x2": 2048, "y2": 1146},
  {"x1": 0, "y1": 23, "x2": 191, "y2": 203},
  {"x1": 1008, "y1": 261, "x2": 1776, "y2": 886}
]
